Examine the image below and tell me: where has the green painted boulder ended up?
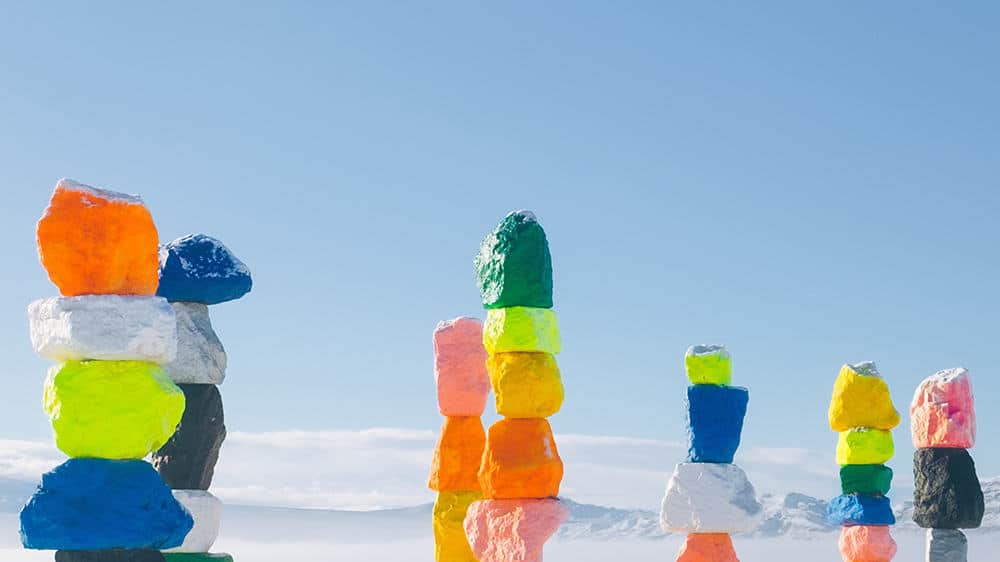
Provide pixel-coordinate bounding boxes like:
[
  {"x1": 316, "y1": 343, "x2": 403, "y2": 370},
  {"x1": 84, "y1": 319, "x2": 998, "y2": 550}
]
[
  {"x1": 475, "y1": 210, "x2": 553, "y2": 309},
  {"x1": 163, "y1": 555, "x2": 233, "y2": 562},
  {"x1": 840, "y1": 464, "x2": 892, "y2": 495}
]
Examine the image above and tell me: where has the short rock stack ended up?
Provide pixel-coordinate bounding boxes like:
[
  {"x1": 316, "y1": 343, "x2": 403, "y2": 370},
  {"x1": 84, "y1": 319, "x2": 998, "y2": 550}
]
[
  {"x1": 428, "y1": 317, "x2": 489, "y2": 562},
  {"x1": 910, "y1": 368, "x2": 984, "y2": 562},
  {"x1": 152, "y1": 234, "x2": 252, "y2": 562},
  {"x1": 21, "y1": 180, "x2": 194, "y2": 561},
  {"x1": 464, "y1": 210, "x2": 568, "y2": 562},
  {"x1": 827, "y1": 362, "x2": 899, "y2": 562},
  {"x1": 660, "y1": 345, "x2": 763, "y2": 562}
]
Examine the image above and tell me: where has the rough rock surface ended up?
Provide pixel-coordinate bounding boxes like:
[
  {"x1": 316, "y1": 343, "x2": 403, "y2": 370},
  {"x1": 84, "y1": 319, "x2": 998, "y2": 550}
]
[
  {"x1": 660, "y1": 463, "x2": 763, "y2": 534},
  {"x1": 828, "y1": 362, "x2": 900, "y2": 432},
  {"x1": 836, "y1": 428, "x2": 894, "y2": 466},
  {"x1": 163, "y1": 303, "x2": 227, "y2": 385},
  {"x1": 912, "y1": 448, "x2": 984, "y2": 529},
  {"x1": 839, "y1": 525, "x2": 897, "y2": 562},
  {"x1": 29, "y1": 296, "x2": 177, "y2": 364},
  {"x1": 684, "y1": 344, "x2": 732, "y2": 386},
  {"x1": 910, "y1": 367, "x2": 976, "y2": 449},
  {"x1": 157, "y1": 234, "x2": 252, "y2": 305},
  {"x1": 153, "y1": 384, "x2": 226, "y2": 490},
  {"x1": 45, "y1": 361, "x2": 185, "y2": 459},
  {"x1": 926, "y1": 528, "x2": 968, "y2": 562},
  {"x1": 433, "y1": 490, "x2": 481, "y2": 562},
  {"x1": 464, "y1": 498, "x2": 568, "y2": 562},
  {"x1": 37, "y1": 179, "x2": 160, "y2": 297},
  {"x1": 433, "y1": 317, "x2": 489, "y2": 417},
  {"x1": 164, "y1": 490, "x2": 222, "y2": 553},
  {"x1": 429, "y1": 416, "x2": 486, "y2": 492},
  {"x1": 685, "y1": 384, "x2": 748, "y2": 463},
  {"x1": 162, "y1": 556, "x2": 233, "y2": 562},
  {"x1": 826, "y1": 494, "x2": 895, "y2": 526},
  {"x1": 840, "y1": 464, "x2": 893, "y2": 496},
  {"x1": 488, "y1": 352, "x2": 564, "y2": 418},
  {"x1": 479, "y1": 418, "x2": 563, "y2": 499},
  {"x1": 676, "y1": 533, "x2": 738, "y2": 562},
  {"x1": 483, "y1": 307, "x2": 560, "y2": 355},
  {"x1": 20, "y1": 459, "x2": 193, "y2": 550},
  {"x1": 475, "y1": 210, "x2": 553, "y2": 310},
  {"x1": 56, "y1": 551, "x2": 166, "y2": 562}
]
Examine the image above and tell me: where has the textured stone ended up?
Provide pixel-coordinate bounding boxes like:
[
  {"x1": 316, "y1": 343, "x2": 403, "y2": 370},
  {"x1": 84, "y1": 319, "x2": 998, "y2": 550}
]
[
  {"x1": 464, "y1": 498, "x2": 568, "y2": 562},
  {"x1": 483, "y1": 307, "x2": 560, "y2": 354},
  {"x1": 488, "y1": 352, "x2": 564, "y2": 418},
  {"x1": 20, "y1": 459, "x2": 193, "y2": 550},
  {"x1": 926, "y1": 528, "x2": 968, "y2": 562},
  {"x1": 912, "y1": 448, "x2": 984, "y2": 529},
  {"x1": 163, "y1": 303, "x2": 227, "y2": 385},
  {"x1": 433, "y1": 490, "x2": 481, "y2": 562},
  {"x1": 828, "y1": 362, "x2": 900, "y2": 432},
  {"x1": 429, "y1": 417, "x2": 486, "y2": 492},
  {"x1": 433, "y1": 317, "x2": 489, "y2": 417},
  {"x1": 676, "y1": 533, "x2": 738, "y2": 562},
  {"x1": 157, "y1": 234, "x2": 252, "y2": 305},
  {"x1": 684, "y1": 345, "x2": 732, "y2": 386},
  {"x1": 37, "y1": 179, "x2": 160, "y2": 297},
  {"x1": 910, "y1": 368, "x2": 976, "y2": 449},
  {"x1": 45, "y1": 361, "x2": 185, "y2": 459},
  {"x1": 479, "y1": 418, "x2": 563, "y2": 499},
  {"x1": 660, "y1": 463, "x2": 763, "y2": 534},
  {"x1": 839, "y1": 525, "x2": 897, "y2": 562},
  {"x1": 475, "y1": 210, "x2": 553, "y2": 310},
  {"x1": 840, "y1": 464, "x2": 893, "y2": 496},
  {"x1": 837, "y1": 429, "x2": 894, "y2": 466},
  {"x1": 56, "y1": 550, "x2": 166, "y2": 562},
  {"x1": 827, "y1": 494, "x2": 895, "y2": 526},
  {"x1": 152, "y1": 384, "x2": 226, "y2": 490},
  {"x1": 685, "y1": 384, "x2": 748, "y2": 463},
  {"x1": 162, "y1": 556, "x2": 233, "y2": 562},
  {"x1": 29, "y1": 296, "x2": 177, "y2": 364},
  {"x1": 164, "y1": 490, "x2": 222, "y2": 553}
]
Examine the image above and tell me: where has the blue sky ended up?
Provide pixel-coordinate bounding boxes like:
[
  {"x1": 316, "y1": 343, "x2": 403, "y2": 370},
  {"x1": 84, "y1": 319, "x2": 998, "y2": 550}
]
[{"x1": 1, "y1": 1, "x2": 999, "y2": 493}]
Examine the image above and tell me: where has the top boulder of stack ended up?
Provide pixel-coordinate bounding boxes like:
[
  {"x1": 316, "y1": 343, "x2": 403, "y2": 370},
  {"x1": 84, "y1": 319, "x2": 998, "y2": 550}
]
[
  {"x1": 475, "y1": 210, "x2": 553, "y2": 309},
  {"x1": 685, "y1": 344, "x2": 731, "y2": 385},
  {"x1": 828, "y1": 361, "x2": 900, "y2": 432},
  {"x1": 157, "y1": 234, "x2": 252, "y2": 305},
  {"x1": 911, "y1": 367, "x2": 976, "y2": 449}
]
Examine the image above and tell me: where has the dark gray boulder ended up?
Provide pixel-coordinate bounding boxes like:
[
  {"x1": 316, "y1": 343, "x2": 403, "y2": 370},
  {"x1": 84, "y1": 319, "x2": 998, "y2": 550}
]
[
  {"x1": 56, "y1": 550, "x2": 166, "y2": 562},
  {"x1": 913, "y1": 448, "x2": 984, "y2": 529},
  {"x1": 926, "y1": 528, "x2": 968, "y2": 562},
  {"x1": 152, "y1": 384, "x2": 226, "y2": 490}
]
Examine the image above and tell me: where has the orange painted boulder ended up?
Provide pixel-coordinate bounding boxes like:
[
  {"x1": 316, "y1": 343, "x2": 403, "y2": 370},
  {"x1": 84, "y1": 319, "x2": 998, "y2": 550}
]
[
  {"x1": 838, "y1": 525, "x2": 897, "y2": 562},
  {"x1": 37, "y1": 179, "x2": 159, "y2": 296},
  {"x1": 479, "y1": 418, "x2": 563, "y2": 499},
  {"x1": 676, "y1": 533, "x2": 739, "y2": 562},
  {"x1": 428, "y1": 416, "x2": 486, "y2": 491},
  {"x1": 464, "y1": 498, "x2": 568, "y2": 562}
]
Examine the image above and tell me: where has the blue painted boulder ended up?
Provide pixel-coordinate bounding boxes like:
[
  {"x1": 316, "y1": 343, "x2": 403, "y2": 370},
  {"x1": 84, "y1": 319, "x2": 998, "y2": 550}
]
[
  {"x1": 20, "y1": 459, "x2": 193, "y2": 550},
  {"x1": 685, "y1": 385, "x2": 749, "y2": 463},
  {"x1": 827, "y1": 494, "x2": 895, "y2": 526},
  {"x1": 157, "y1": 234, "x2": 252, "y2": 305}
]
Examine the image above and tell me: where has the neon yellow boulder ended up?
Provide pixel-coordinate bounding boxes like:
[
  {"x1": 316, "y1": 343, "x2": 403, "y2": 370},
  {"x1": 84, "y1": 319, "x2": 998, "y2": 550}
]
[
  {"x1": 836, "y1": 428, "x2": 894, "y2": 465},
  {"x1": 433, "y1": 490, "x2": 481, "y2": 562},
  {"x1": 44, "y1": 360, "x2": 185, "y2": 459},
  {"x1": 483, "y1": 307, "x2": 560, "y2": 355},
  {"x1": 828, "y1": 362, "x2": 899, "y2": 432}
]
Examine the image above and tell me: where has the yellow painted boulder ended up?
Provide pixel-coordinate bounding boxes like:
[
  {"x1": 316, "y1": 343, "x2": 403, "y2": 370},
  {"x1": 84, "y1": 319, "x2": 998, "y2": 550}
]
[
  {"x1": 685, "y1": 345, "x2": 732, "y2": 386},
  {"x1": 433, "y1": 490, "x2": 481, "y2": 562},
  {"x1": 488, "y1": 352, "x2": 564, "y2": 418},
  {"x1": 836, "y1": 428, "x2": 894, "y2": 466},
  {"x1": 483, "y1": 307, "x2": 560, "y2": 355},
  {"x1": 828, "y1": 362, "x2": 900, "y2": 432}
]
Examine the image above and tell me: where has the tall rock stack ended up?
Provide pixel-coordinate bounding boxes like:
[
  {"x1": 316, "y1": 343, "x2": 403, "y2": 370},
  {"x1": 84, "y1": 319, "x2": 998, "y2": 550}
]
[
  {"x1": 660, "y1": 345, "x2": 763, "y2": 562},
  {"x1": 910, "y1": 368, "x2": 984, "y2": 562},
  {"x1": 827, "y1": 362, "x2": 900, "y2": 562},
  {"x1": 21, "y1": 180, "x2": 194, "y2": 561},
  {"x1": 152, "y1": 234, "x2": 253, "y2": 562},
  {"x1": 428, "y1": 317, "x2": 489, "y2": 562},
  {"x1": 464, "y1": 210, "x2": 568, "y2": 562}
]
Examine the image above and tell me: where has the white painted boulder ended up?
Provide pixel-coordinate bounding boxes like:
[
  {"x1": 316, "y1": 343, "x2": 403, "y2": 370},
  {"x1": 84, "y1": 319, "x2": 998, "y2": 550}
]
[
  {"x1": 164, "y1": 490, "x2": 223, "y2": 553},
  {"x1": 660, "y1": 462, "x2": 763, "y2": 533},
  {"x1": 163, "y1": 302, "x2": 227, "y2": 385}
]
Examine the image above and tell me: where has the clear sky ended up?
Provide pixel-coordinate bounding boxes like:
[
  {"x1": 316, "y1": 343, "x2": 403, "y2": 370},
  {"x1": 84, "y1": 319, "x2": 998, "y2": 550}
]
[{"x1": 1, "y1": 1, "x2": 999, "y2": 488}]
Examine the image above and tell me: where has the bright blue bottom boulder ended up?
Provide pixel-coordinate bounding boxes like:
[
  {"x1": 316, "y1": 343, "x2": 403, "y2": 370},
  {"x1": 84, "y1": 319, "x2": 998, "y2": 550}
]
[
  {"x1": 20, "y1": 459, "x2": 193, "y2": 550},
  {"x1": 685, "y1": 384, "x2": 749, "y2": 463},
  {"x1": 827, "y1": 494, "x2": 895, "y2": 526}
]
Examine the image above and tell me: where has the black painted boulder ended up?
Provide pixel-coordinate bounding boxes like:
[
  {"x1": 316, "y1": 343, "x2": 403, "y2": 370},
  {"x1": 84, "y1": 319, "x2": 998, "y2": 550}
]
[
  {"x1": 57, "y1": 550, "x2": 166, "y2": 562},
  {"x1": 152, "y1": 384, "x2": 226, "y2": 490},
  {"x1": 913, "y1": 448, "x2": 984, "y2": 529}
]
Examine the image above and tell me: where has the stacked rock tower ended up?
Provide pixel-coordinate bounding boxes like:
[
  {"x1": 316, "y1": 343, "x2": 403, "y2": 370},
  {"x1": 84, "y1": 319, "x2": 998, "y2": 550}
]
[
  {"x1": 464, "y1": 210, "x2": 568, "y2": 562},
  {"x1": 21, "y1": 180, "x2": 194, "y2": 561},
  {"x1": 151, "y1": 234, "x2": 253, "y2": 562},
  {"x1": 660, "y1": 345, "x2": 763, "y2": 562},
  {"x1": 910, "y1": 368, "x2": 984, "y2": 562},
  {"x1": 827, "y1": 362, "x2": 899, "y2": 562},
  {"x1": 428, "y1": 317, "x2": 490, "y2": 562}
]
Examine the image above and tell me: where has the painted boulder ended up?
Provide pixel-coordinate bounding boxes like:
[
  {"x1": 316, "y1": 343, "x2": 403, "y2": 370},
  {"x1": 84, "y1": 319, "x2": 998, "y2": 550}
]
[
  {"x1": 910, "y1": 368, "x2": 975, "y2": 449},
  {"x1": 152, "y1": 384, "x2": 226, "y2": 490},
  {"x1": 475, "y1": 210, "x2": 553, "y2": 310},
  {"x1": 660, "y1": 463, "x2": 763, "y2": 534},
  {"x1": 684, "y1": 344, "x2": 732, "y2": 386},
  {"x1": 163, "y1": 490, "x2": 222, "y2": 553},
  {"x1": 157, "y1": 234, "x2": 252, "y2": 305},
  {"x1": 827, "y1": 494, "x2": 895, "y2": 526},
  {"x1": 433, "y1": 490, "x2": 481, "y2": 562},
  {"x1": 487, "y1": 352, "x2": 564, "y2": 418},
  {"x1": 912, "y1": 448, "x2": 984, "y2": 529},
  {"x1": 828, "y1": 362, "x2": 900, "y2": 432},
  {"x1": 433, "y1": 317, "x2": 489, "y2": 417},
  {"x1": 483, "y1": 307, "x2": 560, "y2": 355},
  {"x1": 479, "y1": 418, "x2": 563, "y2": 499},
  {"x1": 685, "y1": 384, "x2": 748, "y2": 463},
  {"x1": 464, "y1": 498, "x2": 568, "y2": 562},
  {"x1": 836, "y1": 428, "x2": 894, "y2": 466},
  {"x1": 163, "y1": 303, "x2": 227, "y2": 385},
  {"x1": 840, "y1": 464, "x2": 893, "y2": 496},
  {"x1": 429, "y1": 416, "x2": 486, "y2": 492},
  {"x1": 839, "y1": 525, "x2": 897, "y2": 562}
]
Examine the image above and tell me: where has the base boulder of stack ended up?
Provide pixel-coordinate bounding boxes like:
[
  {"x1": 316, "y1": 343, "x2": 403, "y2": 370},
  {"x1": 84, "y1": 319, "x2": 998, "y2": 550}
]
[
  {"x1": 926, "y1": 528, "x2": 968, "y2": 562},
  {"x1": 464, "y1": 498, "x2": 568, "y2": 562},
  {"x1": 56, "y1": 550, "x2": 166, "y2": 562},
  {"x1": 676, "y1": 533, "x2": 738, "y2": 562},
  {"x1": 913, "y1": 448, "x2": 984, "y2": 529}
]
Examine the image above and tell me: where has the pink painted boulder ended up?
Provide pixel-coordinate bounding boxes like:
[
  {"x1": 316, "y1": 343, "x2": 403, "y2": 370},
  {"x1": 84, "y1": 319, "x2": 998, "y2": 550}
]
[
  {"x1": 434, "y1": 317, "x2": 490, "y2": 416},
  {"x1": 464, "y1": 498, "x2": 568, "y2": 562},
  {"x1": 838, "y1": 525, "x2": 897, "y2": 562},
  {"x1": 910, "y1": 367, "x2": 976, "y2": 449}
]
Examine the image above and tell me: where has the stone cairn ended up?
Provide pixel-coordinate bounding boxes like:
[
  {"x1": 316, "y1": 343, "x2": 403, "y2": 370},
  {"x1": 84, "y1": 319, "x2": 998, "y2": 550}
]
[
  {"x1": 910, "y1": 368, "x2": 984, "y2": 562},
  {"x1": 151, "y1": 233, "x2": 252, "y2": 562},
  {"x1": 21, "y1": 180, "x2": 193, "y2": 561},
  {"x1": 660, "y1": 344, "x2": 763, "y2": 562},
  {"x1": 428, "y1": 317, "x2": 489, "y2": 562},
  {"x1": 827, "y1": 362, "x2": 900, "y2": 562},
  {"x1": 463, "y1": 210, "x2": 568, "y2": 562}
]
